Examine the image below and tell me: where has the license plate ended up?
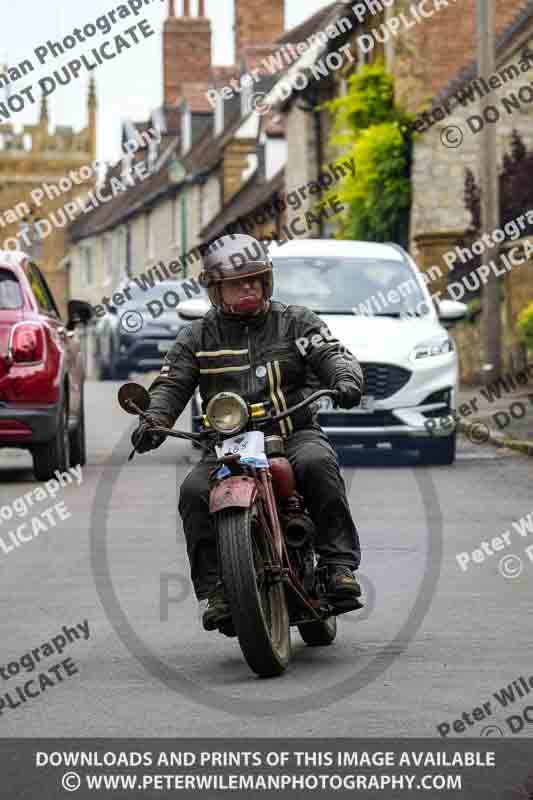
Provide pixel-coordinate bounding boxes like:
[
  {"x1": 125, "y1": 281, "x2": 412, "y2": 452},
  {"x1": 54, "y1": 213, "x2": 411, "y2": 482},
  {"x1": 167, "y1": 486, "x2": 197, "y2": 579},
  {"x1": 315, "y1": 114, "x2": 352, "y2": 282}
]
[
  {"x1": 215, "y1": 430, "x2": 268, "y2": 466},
  {"x1": 318, "y1": 395, "x2": 375, "y2": 413},
  {"x1": 157, "y1": 342, "x2": 170, "y2": 353}
]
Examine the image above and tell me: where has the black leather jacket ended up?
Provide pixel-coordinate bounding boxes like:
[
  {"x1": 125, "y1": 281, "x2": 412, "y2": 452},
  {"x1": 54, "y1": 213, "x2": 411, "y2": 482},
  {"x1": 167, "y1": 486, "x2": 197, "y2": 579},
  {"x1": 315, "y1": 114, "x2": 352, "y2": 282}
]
[{"x1": 146, "y1": 300, "x2": 364, "y2": 439}]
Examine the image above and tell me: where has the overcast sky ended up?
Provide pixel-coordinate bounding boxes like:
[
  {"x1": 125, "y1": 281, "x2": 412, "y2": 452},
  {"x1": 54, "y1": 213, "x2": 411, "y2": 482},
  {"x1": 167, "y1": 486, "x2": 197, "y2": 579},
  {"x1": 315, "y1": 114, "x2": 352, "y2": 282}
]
[{"x1": 2, "y1": 0, "x2": 333, "y2": 164}]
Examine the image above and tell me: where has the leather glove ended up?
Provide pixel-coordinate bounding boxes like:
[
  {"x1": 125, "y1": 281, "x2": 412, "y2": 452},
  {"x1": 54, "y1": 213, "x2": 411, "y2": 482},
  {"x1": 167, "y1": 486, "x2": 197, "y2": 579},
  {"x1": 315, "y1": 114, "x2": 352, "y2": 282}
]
[
  {"x1": 333, "y1": 381, "x2": 362, "y2": 410},
  {"x1": 131, "y1": 418, "x2": 167, "y2": 454}
]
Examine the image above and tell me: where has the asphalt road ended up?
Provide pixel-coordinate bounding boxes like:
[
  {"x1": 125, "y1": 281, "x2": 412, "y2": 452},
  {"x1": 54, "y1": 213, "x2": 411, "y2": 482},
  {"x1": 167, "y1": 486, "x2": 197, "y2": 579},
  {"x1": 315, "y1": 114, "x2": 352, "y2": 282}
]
[{"x1": 1, "y1": 378, "x2": 532, "y2": 738}]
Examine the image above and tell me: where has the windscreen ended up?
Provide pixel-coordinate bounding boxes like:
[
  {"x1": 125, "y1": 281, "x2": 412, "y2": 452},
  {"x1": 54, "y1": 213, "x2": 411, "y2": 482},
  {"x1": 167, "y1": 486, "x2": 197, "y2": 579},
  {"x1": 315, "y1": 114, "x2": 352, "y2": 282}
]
[
  {"x1": 271, "y1": 256, "x2": 429, "y2": 316},
  {"x1": 0, "y1": 269, "x2": 23, "y2": 310},
  {"x1": 116, "y1": 281, "x2": 187, "y2": 312}
]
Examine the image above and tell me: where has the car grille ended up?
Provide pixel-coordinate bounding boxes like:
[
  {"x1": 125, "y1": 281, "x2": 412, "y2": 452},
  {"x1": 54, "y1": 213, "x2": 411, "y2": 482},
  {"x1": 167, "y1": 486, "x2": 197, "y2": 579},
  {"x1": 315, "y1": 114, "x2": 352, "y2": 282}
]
[
  {"x1": 319, "y1": 411, "x2": 402, "y2": 428},
  {"x1": 361, "y1": 363, "x2": 411, "y2": 399}
]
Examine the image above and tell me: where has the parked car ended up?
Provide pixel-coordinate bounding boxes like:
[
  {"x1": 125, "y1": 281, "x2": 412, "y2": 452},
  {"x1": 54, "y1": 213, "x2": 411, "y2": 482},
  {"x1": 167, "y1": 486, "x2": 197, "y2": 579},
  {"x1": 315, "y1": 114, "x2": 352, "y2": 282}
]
[
  {"x1": 94, "y1": 280, "x2": 202, "y2": 380},
  {"x1": 266, "y1": 239, "x2": 467, "y2": 464},
  {"x1": 179, "y1": 239, "x2": 467, "y2": 465},
  {"x1": 0, "y1": 250, "x2": 93, "y2": 480}
]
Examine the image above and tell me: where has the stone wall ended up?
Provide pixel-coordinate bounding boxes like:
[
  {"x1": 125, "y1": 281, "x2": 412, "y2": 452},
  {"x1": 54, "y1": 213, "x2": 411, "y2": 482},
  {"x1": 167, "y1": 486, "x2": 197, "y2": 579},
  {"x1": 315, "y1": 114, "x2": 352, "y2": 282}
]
[
  {"x1": 410, "y1": 38, "x2": 533, "y2": 259},
  {"x1": 448, "y1": 238, "x2": 533, "y2": 384}
]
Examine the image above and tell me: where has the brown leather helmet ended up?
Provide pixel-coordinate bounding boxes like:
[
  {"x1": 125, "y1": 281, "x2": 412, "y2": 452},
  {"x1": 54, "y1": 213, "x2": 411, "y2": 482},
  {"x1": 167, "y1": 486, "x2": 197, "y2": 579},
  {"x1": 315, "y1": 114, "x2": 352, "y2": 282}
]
[{"x1": 199, "y1": 234, "x2": 273, "y2": 314}]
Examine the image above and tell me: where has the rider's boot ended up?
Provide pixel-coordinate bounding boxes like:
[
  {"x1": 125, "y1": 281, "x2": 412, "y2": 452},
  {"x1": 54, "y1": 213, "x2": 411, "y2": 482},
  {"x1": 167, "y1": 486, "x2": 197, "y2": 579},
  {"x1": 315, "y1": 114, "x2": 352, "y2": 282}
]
[
  {"x1": 202, "y1": 581, "x2": 234, "y2": 634},
  {"x1": 324, "y1": 564, "x2": 364, "y2": 612}
]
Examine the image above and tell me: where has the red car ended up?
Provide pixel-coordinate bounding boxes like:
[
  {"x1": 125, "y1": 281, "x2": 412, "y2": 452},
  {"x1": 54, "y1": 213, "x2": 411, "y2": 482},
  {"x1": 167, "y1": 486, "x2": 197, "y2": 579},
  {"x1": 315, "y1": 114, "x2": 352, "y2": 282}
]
[{"x1": 0, "y1": 251, "x2": 93, "y2": 480}]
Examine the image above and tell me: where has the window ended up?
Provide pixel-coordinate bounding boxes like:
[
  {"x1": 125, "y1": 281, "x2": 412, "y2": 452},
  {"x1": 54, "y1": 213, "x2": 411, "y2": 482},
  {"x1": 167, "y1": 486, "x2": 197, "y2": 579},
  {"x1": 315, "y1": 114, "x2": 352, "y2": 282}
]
[
  {"x1": 125, "y1": 223, "x2": 132, "y2": 277},
  {"x1": 121, "y1": 152, "x2": 134, "y2": 181},
  {"x1": 0, "y1": 269, "x2": 23, "y2": 309},
  {"x1": 103, "y1": 234, "x2": 113, "y2": 285},
  {"x1": 181, "y1": 108, "x2": 192, "y2": 156},
  {"x1": 148, "y1": 139, "x2": 158, "y2": 171},
  {"x1": 25, "y1": 262, "x2": 59, "y2": 317},
  {"x1": 110, "y1": 227, "x2": 127, "y2": 283},
  {"x1": 200, "y1": 184, "x2": 211, "y2": 229},
  {"x1": 81, "y1": 245, "x2": 94, "y2": 287},
  {"x1": 271, "y1": 256, "x2": 428, "y2": 316},
  {"x1": 145, "y1": 213, "x2": 154, "y2": 262},
  {"x1": 171, "y1": 196, "x2": 178, "y2": 247},
  {"x1": 214, "y1": 94, "x2": 224, "y2": 137}
]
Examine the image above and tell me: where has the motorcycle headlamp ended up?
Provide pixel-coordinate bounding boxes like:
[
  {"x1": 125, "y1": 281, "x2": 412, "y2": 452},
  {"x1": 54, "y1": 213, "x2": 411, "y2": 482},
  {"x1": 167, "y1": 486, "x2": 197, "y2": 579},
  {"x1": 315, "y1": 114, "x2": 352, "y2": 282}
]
[{"x1": 206, "y1": 392, "x2": 249, "y2": 435}]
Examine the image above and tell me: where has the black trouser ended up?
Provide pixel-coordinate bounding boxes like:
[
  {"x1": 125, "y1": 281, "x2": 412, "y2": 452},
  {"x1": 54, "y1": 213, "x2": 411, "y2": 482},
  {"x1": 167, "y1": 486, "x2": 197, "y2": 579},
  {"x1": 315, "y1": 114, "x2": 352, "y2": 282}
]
[{"x1": 178, "y1": 425, "x2": 361, "y2": 600}]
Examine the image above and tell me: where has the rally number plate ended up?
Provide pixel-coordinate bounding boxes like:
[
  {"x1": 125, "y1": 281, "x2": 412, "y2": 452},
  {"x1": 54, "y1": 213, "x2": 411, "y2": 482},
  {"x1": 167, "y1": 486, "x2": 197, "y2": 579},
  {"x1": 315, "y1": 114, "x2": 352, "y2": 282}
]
[{"x1": 215, "y1": 430, "x2": 268, "y2": 466}]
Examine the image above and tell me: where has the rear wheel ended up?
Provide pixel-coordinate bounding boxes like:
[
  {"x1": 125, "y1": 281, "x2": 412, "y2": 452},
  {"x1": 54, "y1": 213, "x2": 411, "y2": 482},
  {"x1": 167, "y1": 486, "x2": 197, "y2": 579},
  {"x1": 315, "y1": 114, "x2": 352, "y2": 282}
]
[
  {"x1": 109, "y1": 346, "x2": 130, "y2": 381},
  {"x1": 69, "y1": 388, "x2": 86, "y2": 467},
  {"x1": 95, "y1": 340, "x2": 111, "y2": 381},
  {"x1": 298, "y1": 615, "x2": 337, "y2": 646},
  {"x1": 218, "y1": 506, "x2": 290, "y2": 677},
  {"x1": 33, "y1": 397, "x2": 70, "y2": 481},
  {"x1": 97, "y1": 358, "x2": 111, "y2": 381}
]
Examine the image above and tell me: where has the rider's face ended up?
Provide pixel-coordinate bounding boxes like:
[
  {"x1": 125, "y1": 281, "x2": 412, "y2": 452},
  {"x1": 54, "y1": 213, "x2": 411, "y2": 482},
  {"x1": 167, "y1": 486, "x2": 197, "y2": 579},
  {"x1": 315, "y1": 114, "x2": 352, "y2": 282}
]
[{"x1": 221, "y1": 275, "x2": 264, "y2": 306}]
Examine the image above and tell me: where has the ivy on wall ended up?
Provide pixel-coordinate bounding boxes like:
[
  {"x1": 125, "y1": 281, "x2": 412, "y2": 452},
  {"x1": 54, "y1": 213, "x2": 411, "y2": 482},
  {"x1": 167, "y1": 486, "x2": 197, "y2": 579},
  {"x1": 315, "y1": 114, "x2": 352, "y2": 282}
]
[{"x1": 320, "y1": 62, "x2": 414, "y2": 247}]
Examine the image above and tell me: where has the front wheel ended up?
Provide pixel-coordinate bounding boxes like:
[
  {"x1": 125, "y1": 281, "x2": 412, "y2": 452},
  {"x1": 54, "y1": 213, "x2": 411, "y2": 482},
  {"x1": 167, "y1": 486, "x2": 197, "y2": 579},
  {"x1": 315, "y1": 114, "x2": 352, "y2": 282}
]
[
  {"x1": 218, "y1": 506, "x2": 290, "y2": 678},
  {"x1": 419, "y1": 431, "x2": 456, "y2": 465}
]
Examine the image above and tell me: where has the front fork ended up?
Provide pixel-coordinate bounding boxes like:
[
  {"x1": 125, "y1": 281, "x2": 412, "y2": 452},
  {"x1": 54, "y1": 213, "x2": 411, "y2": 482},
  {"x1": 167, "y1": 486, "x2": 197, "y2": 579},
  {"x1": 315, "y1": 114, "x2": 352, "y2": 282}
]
[
  {"x1": 209, "y1": 468, "x2": 324, "y2": 620},
  {"x1": 209, "y1": 468, "x2": 283, "y2": 558}
]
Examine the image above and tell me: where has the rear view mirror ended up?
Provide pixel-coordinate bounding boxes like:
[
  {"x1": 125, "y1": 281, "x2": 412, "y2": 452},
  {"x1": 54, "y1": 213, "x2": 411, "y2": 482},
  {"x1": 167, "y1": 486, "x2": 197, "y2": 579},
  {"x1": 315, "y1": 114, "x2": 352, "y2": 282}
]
[
  {"x1": 67, "y1": 299, "x2": 94, "y2": 328},
  {"x1": 437, "y1": 299, "x2": 468, "y2": 322},
  {"x1": 178, "y1": 298, "x2": 210, "y2": 321},
  {"x1": 118, "y1": 382, "x2": 150, "y2": 415}
]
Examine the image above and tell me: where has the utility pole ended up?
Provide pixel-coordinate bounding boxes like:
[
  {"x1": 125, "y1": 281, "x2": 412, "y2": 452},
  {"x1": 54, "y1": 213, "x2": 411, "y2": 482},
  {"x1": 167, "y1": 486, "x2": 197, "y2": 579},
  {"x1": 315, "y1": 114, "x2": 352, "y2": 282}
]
[{"x1": 477, "y1": 0, "x2": 502, "y2": 381}]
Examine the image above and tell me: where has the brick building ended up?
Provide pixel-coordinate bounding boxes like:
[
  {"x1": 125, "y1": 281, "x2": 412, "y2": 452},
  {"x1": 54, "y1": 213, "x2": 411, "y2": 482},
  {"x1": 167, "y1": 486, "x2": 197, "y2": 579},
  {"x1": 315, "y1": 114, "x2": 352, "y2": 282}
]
[
  {"x1": 393, "y1": 0, "x2": 528, "y2": 113},
  {"x1": 0, "y1": 82, "x2": 97, "y2": 316}
]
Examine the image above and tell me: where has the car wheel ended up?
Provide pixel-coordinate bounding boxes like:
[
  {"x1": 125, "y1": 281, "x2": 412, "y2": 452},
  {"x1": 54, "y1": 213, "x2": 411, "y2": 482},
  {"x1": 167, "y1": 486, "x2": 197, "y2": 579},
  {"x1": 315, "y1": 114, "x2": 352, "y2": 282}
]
[
  {"x1": 33, "y1": 397, "x2": 70, "y2": 481},
  {"x1": 419, "y1": 432, "x2": 456, "y2": 466},
  {"x1": 109, "y1": 345, "x2": 130, "y2": 381},
  {"x1": 97, "y1": 357, "x2": 111, "y2": 381},
  {"x1": 69, "y1": 387, "x2": 87, "y2": 467}
]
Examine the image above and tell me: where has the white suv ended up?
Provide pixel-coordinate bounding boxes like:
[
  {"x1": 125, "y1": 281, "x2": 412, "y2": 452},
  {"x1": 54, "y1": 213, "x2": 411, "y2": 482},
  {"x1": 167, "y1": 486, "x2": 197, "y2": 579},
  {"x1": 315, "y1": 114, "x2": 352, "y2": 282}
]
[{"x1": 182, "y1": 239, "x2": 466, "y2": 465}]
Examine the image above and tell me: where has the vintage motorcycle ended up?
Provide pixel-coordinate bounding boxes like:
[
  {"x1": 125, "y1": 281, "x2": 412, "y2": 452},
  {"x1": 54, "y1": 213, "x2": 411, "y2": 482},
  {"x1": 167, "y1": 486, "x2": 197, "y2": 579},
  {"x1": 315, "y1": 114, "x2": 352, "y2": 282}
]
[{"x1": 118, "y1": 382, "x2": 363, "y2": 679}]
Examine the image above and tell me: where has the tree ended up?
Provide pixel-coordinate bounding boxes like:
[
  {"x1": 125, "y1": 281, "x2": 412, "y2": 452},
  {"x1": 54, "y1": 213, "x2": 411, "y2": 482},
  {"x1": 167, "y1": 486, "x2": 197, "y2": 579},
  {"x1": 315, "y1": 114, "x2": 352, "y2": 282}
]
[{"x1": 321, "y1": 62, "x2": 414, "y2": 246}]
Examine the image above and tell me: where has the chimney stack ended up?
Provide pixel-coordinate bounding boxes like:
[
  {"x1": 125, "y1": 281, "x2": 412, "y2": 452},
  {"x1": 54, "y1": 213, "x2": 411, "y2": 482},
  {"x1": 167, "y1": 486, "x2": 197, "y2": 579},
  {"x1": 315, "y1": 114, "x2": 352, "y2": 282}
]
[
  {"x1": 163, "y1": 0, "x2": 212, "y2": 107},
  {"x1": 234, "y1": 0, "x2": 284, "y2": 63}
]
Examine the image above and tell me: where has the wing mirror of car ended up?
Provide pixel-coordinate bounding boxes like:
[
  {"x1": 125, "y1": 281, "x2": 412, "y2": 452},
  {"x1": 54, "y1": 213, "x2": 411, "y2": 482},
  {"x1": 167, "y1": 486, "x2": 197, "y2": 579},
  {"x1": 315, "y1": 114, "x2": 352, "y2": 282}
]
[
  {"x1": 437, "y1": 299, "x2": 468, "y2": 323},
  {"x1": 67, "y1": 299, "x2": 94, "y2": 329},
  {"x1": 177, "y1": 298, "x2": 210, "y2": 321}
]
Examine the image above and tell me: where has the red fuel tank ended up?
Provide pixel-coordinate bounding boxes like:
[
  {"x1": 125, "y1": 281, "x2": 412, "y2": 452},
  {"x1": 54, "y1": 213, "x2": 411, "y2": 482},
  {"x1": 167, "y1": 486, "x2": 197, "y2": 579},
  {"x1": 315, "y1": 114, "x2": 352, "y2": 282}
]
[{"x1": 268, "y1": 456, "x2": 296, "y2": 501}]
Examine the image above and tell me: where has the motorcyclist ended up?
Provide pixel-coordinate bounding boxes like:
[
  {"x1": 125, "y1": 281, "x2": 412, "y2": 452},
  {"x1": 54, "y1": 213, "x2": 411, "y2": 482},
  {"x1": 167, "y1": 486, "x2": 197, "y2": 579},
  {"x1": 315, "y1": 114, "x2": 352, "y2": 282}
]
[{"x1": 132, "y1": 234, "x2": 364, "y2": 632}]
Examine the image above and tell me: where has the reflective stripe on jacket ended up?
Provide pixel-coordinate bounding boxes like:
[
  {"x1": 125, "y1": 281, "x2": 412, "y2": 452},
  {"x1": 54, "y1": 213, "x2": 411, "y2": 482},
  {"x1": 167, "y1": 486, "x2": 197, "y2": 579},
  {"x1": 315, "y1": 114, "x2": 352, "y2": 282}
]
[{"x1": 146, "y1": 301, "x2": 364, "y2": 438}]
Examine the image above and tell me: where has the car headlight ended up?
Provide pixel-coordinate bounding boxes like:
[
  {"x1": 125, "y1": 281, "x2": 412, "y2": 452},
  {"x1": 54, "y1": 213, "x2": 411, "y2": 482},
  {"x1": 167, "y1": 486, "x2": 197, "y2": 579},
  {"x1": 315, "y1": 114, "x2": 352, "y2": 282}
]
[
  {"x1": 411, "y1": 336, "x2": 454, "y2": 362},
  {"x1": 206, "y1": 392, "x2": 249, "y2": 434}
]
